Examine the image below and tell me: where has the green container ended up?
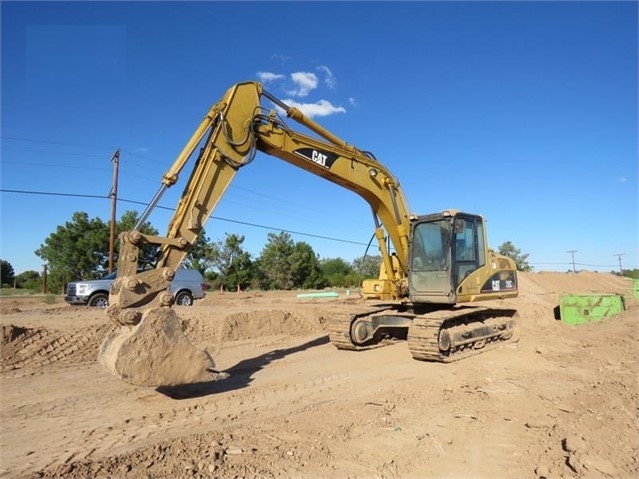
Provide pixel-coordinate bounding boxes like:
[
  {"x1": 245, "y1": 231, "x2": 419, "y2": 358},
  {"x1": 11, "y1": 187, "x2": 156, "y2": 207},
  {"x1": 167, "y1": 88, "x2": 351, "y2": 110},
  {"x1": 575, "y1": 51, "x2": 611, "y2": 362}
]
[
  {"x1": 559, "y1": 294, "x2": 625, "y2": 325},
  {"x1": 634, "y1": 279, "x2": 639, "y2": 299}
]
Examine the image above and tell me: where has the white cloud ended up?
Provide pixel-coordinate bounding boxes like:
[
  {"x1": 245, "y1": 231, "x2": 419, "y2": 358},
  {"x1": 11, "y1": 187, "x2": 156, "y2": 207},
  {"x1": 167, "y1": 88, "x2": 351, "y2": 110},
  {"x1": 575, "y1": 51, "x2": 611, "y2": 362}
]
[
  {"x1": 288, "y1": 72, "x2": 318, "y2": 97},
  {"x1": 255, "y1": 66, "x2": 345, "y2": 118},
  {"x1": 348, "y1": 97, "x2": 358, "y2": 107},
  {"x1": 317, "y1": 65, "x2": 336, "y2": 89},
  {"x1": 282, "y1": 98, "x2": 346, "y2": 118},
  {"x1": 257, "y1": 71, "x2": 285, "y2": 83}
]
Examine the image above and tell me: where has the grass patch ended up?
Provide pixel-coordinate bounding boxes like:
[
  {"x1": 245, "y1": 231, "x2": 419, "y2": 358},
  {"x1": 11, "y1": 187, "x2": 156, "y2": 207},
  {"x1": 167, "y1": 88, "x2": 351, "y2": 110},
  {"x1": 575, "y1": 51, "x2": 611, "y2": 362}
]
[{"x1": 0, "y1": 288, "x2": 38, "y2": 297}]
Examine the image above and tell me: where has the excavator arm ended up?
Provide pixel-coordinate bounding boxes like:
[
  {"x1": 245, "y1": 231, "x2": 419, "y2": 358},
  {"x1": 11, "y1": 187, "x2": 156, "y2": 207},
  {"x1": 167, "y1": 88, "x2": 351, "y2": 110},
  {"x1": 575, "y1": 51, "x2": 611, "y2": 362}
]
[{"x1": 107, "y1": 81, "x2": 413, "y2": 327}]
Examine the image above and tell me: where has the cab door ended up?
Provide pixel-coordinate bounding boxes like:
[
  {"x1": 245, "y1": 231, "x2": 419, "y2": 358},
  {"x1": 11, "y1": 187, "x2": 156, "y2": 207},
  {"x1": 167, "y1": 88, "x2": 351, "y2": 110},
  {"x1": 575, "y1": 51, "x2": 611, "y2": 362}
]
[
  {"x1": 408, "y1": 219, "x2": 454, "y2": 303},
  {"x1": 451, "y1": 215, "x2": 486, "y2": 290}
]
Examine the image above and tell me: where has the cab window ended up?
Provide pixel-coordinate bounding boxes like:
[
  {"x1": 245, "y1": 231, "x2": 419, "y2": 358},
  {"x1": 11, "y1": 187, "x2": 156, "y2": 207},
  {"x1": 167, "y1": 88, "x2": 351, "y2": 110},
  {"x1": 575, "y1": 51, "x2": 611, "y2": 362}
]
[{"x1": 412, "y1": 221, "x2": 449, "y2": 271}]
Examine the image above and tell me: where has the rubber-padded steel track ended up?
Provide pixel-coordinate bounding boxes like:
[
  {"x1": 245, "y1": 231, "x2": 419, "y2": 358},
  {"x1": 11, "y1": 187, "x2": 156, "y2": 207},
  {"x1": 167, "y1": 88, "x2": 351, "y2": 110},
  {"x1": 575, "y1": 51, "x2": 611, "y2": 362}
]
[
  {"x1": 408, "y1": 307, "x2": 518, "y2": 362},
  {"x1": 327, "y1": 306, "x2": 397, "y2": 351},
  {"x1": 328, "y1": 305, "x2": 518, "y2": 362}
]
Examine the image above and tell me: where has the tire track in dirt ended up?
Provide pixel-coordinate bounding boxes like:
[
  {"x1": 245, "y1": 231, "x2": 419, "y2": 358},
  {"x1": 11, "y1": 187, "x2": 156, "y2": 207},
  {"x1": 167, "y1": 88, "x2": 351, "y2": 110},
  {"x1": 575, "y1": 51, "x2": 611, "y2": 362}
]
[
  {"x1": 26, "y1": 342, "x2": 422, "y2": 479},
  {"x1": 1, "y1": 323, "x2": 112, "y2": 372},
  {"x1": 24, "y1": 334, "x2": 414, "y2": 478}
]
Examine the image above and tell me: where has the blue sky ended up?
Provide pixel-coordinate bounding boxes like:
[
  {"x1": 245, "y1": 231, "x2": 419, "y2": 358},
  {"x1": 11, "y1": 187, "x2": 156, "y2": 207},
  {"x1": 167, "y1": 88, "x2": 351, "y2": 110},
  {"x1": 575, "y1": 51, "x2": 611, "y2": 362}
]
[{"x1": 1, "y1": 1, "x2": 637, "y2": 275}]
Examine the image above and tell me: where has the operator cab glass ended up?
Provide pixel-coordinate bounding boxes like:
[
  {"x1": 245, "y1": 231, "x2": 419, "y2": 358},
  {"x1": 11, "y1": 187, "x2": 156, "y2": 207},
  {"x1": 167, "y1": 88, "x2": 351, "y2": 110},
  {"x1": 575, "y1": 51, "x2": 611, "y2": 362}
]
[
  {"x1": 409, "y1": 213, "x2": 486, "y2": 301},
  {"x1": 452, "y1": 216, "x2": 485, "y2": 287}
]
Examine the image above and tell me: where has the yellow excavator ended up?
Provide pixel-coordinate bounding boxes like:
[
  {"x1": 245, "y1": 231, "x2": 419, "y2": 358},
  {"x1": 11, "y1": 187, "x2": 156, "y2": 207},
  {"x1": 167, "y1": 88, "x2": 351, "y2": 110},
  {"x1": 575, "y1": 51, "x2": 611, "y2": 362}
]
[{"x1": 98, "y1": 81, "x2": 518, "y2": 387}]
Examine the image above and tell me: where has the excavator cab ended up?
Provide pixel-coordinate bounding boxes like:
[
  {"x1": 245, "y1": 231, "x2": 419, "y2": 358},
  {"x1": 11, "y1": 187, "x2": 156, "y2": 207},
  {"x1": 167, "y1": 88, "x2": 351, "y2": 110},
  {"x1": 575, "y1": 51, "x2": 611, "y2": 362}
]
[
  {"x1": 409, "y1": 210, "x2": 518, "y2": 305},
  {"x1": 363, "y1": 210, "x2": 518, "y2": 306}
]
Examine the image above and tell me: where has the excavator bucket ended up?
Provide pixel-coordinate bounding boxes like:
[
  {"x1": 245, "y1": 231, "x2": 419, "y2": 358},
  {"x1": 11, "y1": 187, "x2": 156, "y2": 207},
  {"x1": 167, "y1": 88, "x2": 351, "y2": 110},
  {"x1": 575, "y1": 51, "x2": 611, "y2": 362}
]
[{"x1": 98, "y1": 307, "x2": 218, "y2": 387}]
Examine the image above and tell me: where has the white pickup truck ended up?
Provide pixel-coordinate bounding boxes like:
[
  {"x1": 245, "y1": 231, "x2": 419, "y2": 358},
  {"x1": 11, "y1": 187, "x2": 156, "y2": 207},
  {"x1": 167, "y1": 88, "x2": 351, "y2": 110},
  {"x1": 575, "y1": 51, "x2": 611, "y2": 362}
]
[{"x1": 64, "y1": 268, "x2": 207, "y2": 307}]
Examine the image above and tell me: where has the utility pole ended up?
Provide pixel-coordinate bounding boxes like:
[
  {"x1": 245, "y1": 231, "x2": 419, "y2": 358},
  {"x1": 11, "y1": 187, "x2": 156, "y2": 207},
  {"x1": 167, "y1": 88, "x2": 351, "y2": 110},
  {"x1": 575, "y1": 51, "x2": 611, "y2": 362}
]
[
  {"x1": 108, "y1": 149, "x2": 120, "y2": 274},
  {"x1": 567, "y1": 250, "x2": 578, "y2": 273},
  {"x1": 614, "y1": 253, "x2": 624, "y2": 275}
]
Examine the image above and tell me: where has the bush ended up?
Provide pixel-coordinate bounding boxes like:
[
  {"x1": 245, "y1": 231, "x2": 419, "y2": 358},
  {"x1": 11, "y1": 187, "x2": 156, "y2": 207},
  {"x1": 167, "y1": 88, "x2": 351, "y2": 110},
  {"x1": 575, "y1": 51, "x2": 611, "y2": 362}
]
[{"x1": 43, "y1": 295, "x2": 57, "y2": 304}]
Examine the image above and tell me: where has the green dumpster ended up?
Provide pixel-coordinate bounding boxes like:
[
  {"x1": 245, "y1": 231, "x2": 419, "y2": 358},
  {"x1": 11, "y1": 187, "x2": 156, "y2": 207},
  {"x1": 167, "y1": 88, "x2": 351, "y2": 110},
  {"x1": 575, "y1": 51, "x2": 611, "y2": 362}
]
[
  {"x1": 634, "y1": 279, "x2": 639, "y2": 299},
  {"x1": 558, "y1": 294, "x2": 625, "y2": 325}
]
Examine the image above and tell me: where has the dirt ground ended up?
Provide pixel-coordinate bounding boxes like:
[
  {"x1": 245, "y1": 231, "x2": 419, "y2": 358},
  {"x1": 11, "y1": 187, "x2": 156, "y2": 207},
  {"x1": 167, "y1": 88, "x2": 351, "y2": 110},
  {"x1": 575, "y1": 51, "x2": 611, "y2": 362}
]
[{"x1": 1, "y1": 271, "x2": 637, "y2": 479}]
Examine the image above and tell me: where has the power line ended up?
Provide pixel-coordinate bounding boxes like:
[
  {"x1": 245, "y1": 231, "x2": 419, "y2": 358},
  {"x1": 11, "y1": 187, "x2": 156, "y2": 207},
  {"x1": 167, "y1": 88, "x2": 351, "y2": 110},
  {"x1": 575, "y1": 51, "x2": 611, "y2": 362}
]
[
  {"x1": 1, "y1": 188, "x2": 634, "y2": 262},
  {"x1": 2, "y1": 139, "x2": 372, "y2": 232},
  {"x1": 0, "y1": 188, "x2": 369, "y2": 247},
  {"x1": 533, "y1": 262, "x2": 621, "y2": 268},
  {"x1": 1, "y1": 188, "x2": 108, "y2": 199},
  {"x1": 1, "y1": 135, "x2": 165, "y2": 165},
  {"x1": 1, "y1": 135, "x2": 117, "y2": 150},
  {"x1": 2, "y1": 159, "x2": 111, "y2": 170}
]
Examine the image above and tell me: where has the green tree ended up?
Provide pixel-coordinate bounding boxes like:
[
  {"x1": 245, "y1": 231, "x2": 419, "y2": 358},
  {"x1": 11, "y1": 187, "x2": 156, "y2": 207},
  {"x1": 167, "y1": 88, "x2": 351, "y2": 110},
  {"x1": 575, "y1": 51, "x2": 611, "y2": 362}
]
[
  {"x1": 342, "y1": 271, "x2": 362, "y2": 288},
  {"x1": 320, "y1": 257, "x2": 355, "y2": 287},
  {"x1": 291, "y1": 242, "x2": 327, "y2": 289},
  {"x1": 35, "y1": 210, "x2": 159, "y2": 286},
  {"x1": 47, "y1": 269, "x2": 70, "y2": 295},
  {"x1": 257, "y1": 232, "x2": 326, "y2": 290},
  {"x1": 0, "y1": 259, "x2": 15, "y2": 287},
  {"x1": 352, "y1": 255, "x2": 382, "y2": 279},
  {"x1": 258, "y1": 232, "x2": 296, "y2": 290},
  {"x1": 15, "y1": 270, "x2": 40, "y2": 290},
  {"x1": 184, "y1": 229, "x2": 215, "y2": 274},
  {"x1": 209, "y1": 233, "x2": 255, "y2": 291},
  {"x1": 497, "y1": 241, "x2": 533, "y2": 272},
  {"x1": 36, "y1": 212, "x2": 110, "y2": 280}
]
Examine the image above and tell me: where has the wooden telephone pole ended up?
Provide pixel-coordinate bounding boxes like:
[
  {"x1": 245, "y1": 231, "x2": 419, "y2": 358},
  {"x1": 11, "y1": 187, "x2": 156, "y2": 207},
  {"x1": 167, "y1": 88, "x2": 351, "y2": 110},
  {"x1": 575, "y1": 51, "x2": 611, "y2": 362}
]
[{"x1": 108, "y1": 149, "x2": 120, "y2": 274}]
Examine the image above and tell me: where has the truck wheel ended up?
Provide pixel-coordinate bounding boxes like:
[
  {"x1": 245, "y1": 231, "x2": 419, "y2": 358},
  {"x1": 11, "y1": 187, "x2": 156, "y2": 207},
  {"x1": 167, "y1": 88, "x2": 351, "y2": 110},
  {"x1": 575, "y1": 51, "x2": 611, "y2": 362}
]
[
  {"x1": 88, "y1": 293, "x2": 109, "y2": 308},
  {"x1": 174, "y1": 291, "x2": 194, "y2": 306}
]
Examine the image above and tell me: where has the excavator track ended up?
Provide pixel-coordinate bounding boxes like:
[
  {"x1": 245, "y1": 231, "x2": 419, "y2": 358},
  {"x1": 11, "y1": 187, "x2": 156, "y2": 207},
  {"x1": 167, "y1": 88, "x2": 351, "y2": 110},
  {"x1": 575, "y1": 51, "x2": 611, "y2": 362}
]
[
  {"x1": 327, "y1": 306, "x2": 400, "y2": 351},
  {"x1": 328, "y1": 305, "x2": 518, "y2": 362},
  {"x1": 407, "y1": 307, "x2": 518, "y2": 362}
]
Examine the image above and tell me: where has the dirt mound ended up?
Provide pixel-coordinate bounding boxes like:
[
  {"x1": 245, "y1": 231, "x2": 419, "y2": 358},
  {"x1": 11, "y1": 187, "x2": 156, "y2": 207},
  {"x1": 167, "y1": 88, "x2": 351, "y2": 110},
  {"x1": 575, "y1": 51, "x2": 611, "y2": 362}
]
[
  {"x1": 518, "y1": 271, "x2": 632, "y2": 296},
  {"x1": 0, "y1": 306, "x2": 328, "y2": 377},
  {"x1": 180, "y1": 308, "x2": 329, "y2": 356},
  {"x1": 220, "y1": 309, "x2": 327, "y2": 341},
  {"x1": 1, "y1": 323, "x2": 110, "y2": 372}
]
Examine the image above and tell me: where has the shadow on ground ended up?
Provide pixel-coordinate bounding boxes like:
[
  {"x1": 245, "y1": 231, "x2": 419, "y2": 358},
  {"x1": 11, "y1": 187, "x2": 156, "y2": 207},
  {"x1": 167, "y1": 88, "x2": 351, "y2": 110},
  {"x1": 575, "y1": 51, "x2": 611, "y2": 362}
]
[{"x1": 156, "y1": 335, "x2": 330, "y2": 399}]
